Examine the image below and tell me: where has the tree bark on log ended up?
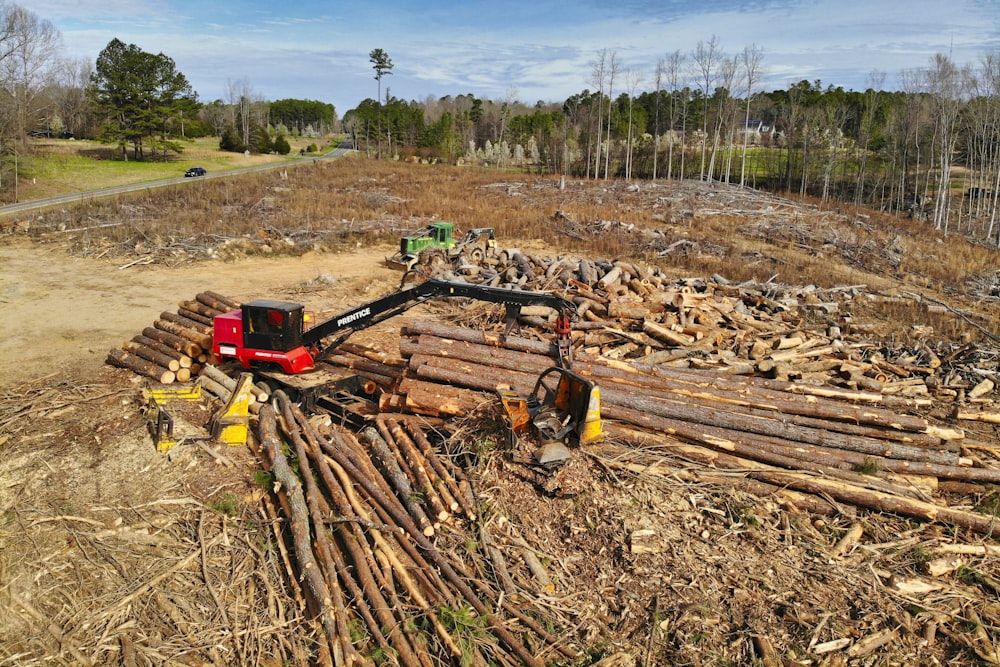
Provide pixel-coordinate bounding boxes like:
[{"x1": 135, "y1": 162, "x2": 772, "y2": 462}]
[
  {"x1": 401, "y1": 321, "x2": 556, "y2": 357},
  {"x1": 177, "y1": 301, "x2": 228, "y2": 320},
  {"x1": 395, "y1": 377, "x2": 492, "y2": 418},
  {"x1": 195, "y1": 291, "x2": 240, "y2": 312},
  {"x1": 334, "y1": 342, "x2": 408, "y2": 367},
  {"x1": 408, "y1": 344, "x2": 941, "y2": 461},
  {"x1": 582, "y1": 356, "x2": 953, "y2": 437},
  {"x1": 258, "y1": 404, "x2": 342, "y2": 660},
  {"x1": 358, "y1": 426, "x2": 436, "y2": 537},
  {"x1": 142, "y1": 326, "x2": 201, "y2": 358},
  {"x1": 601, "y1": 424, "x2": 1000, "y2": 534},
  {"x1": 159, "y1": 310, "x2": 214, "y2": 335},
  {"x1": 324, "y1": 354, "x2": 403, "y2": 377},
  {"x1": 198, "y1": 375, "x2": 237, "y2": 402},
  {"x1": 396, "y1": 328, "x2": 995, "y2": 486},
  {"x1": 106, "y1": 349, "x2": 175, "y2": 383},
  {"x1": 277, "y1": 396, "x2": 423, "y2": 667},
  {"x1": 602, "y1": 425, "x2": 844, "y2": 516},
  {"x1": 123, "y1": 341, "x2": 181, "y2": 372},
  {"x1": 131, "y1": 335, "x2": 192, "y2": 367},
  {"x1": 602, "y1": 401, "x2": 1000, "y2": 484},
  {"x1": 176, "y1": 306, "x2": 215, "y2": 327},
  {"x1": 154, "y1": 318, "x2": 213, "y2": 349},
  {"x1": 595, "y1": 383, "x2": 963, "y2": 467},
  {"x1": 642, "y1": 319, "x2": 696, "y2": 346},
  {"x1": 379, "y1": 417, "x2": 451, "y2": 523},
  {"x1": 398, "y1": 321, "x2": 953, "y2": 440},
  {"x1": 322, "y1": 432, "x2": 473, "y2": 663},
  {"x1": 285, "y1": 431, "x2": 367, "y2": 666},
  {"x1": 316, "y1": 427, "x2": 544, "y2": 666},
  {"x1": 402, "y1": 421, "x2": 474, "y2": 518}
]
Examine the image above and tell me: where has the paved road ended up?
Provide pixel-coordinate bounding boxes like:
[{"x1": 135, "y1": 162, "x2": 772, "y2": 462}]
[{"x1": 0, "y1": 140, "x2": 354, "y2": 218}]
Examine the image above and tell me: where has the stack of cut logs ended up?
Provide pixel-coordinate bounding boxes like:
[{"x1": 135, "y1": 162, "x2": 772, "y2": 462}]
[
  {"x1": 106, "y1": 291, "x2": 238, "y2": 384},
  {"x1": 248, "y1": 320, "x2": 1000, "y2": 664},
  {"x1": 430, "y1": 248, "x2": 999, "y2": 404},
  {"x1": 373, "y1": 320, "x2": 1000, "y2": 535},
  {"x1": 256, "y1": 392, "x2": 576, "y2": 666}
]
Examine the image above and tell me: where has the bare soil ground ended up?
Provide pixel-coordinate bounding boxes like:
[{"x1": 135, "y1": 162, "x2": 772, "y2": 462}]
[
  {"x1": 3, "y1": 169, "x2": 1000, "y2": 666},
  {"x1": 0, "y1": 237, "x2": 399, "y2": 389}
]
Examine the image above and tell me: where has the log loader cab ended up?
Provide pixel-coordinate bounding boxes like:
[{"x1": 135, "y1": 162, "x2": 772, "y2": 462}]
[
  {"x1": 212, "y1": 278, "x2": 575, "y2": 375},
  {"x1": 213, "y1": 300, "x2": 316, "y2": 374}
]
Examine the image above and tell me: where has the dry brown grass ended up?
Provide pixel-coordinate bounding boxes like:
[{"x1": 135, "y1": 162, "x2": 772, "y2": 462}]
[{"x1": 18, "y1": 155, "x2": 1000, "y2": 338}]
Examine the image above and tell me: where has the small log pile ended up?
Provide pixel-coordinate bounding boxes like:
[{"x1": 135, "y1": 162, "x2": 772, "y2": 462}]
[
  {"x1": 255, "y1": 391, "x2": 578, "y2": 666},
  {"x1": 105, "y1": 291, "x2": 238, "y2": 383},
  {"x1": 198, "y1": 363, "x2": 269, "y2": 415}
]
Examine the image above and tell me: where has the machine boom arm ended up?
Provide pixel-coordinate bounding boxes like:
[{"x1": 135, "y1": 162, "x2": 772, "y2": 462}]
[{"x1": 302, "y1": 278, "x2": 576, "y2": 364}]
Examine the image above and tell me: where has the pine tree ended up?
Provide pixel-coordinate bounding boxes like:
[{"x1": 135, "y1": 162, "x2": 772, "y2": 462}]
[
  {"x1": 89, "y1": 38, "x2": 197, "y2": 161},
  {"x1": 273, "y1": 134, "x2": 291, "y2": 155}
]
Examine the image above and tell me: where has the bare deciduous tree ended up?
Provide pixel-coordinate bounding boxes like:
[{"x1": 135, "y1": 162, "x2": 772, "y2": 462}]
[
  {"x1": 604, "y1": 50, "x2": 620, "y2": 180},
  {"x1": 974, "y1": 54, "x2": 1000, "y2": 244},
  {"x1": 496, "y1": 86, "x2": 518, "y2": 169},
  {"x1": 226, "y1": 77, "x2": 267, "y2": 148},
  {"x1": 707, "y1": 55, "x2": 736, "y2": 183},
  {"x1": 0, "y1": 2, "x2": 63, "y2": 199},
  {"x1": 854, "y1": 69, "x2": 884, "y2": 206},
  {"x1": 739, "y1": 44, "x2": 764, "y2": 188},
  {"x1": 52, "y1": 57, "x2": 94, "y2": 138},
  {"x1": 624, "y1": 68, "x2": 642, "y2": 181},
  {"x1": 652, "y1": 57, "x2": 665, "y2": 180},
  {"x1": 0, "y1": 4, "x2": 60, "y2": 139},
  {"x1": 665, "y1": 50, "x2": 686, "y2": 180},
  {"x1": 590, "y1": 49, "x2": 608, "y2": 180},
  {"x1": 693, "y1": 36, "x2": 719, "y2": 181},
  {"x1": 925, "y1": 53, "x2": 967, "y2": 232}
]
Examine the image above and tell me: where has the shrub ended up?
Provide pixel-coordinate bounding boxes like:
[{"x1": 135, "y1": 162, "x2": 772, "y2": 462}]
[
  {"x1": 252, "y1": 126, "x2": 272, "y2": 154},
  {"x1": 273, "y1": 134, "x2": 291, "y2": 155},
  {"x1": 219, "y1": 125, "x2": 245, "y2": 152}
]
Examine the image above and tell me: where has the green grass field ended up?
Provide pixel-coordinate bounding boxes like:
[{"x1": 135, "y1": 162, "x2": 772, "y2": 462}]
[{"x1": 14, "y1": 136, "x2": 337, "y2": 201}]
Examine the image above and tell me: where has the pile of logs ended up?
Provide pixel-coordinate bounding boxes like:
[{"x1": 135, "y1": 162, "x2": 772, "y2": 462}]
[
  {"x1": 373, "y1": 320, "x2": 1000, "y2": 536},
  {"x1": 226, "y1": 311, "x2": 1000, "y2": 664},
  {"x1": 432, "y1": 248, "x2": 999, "y2": 404},
  {"x1": 255, "y1": 392, "x2": 577, "y2": 666},
  {"x1": 105, "y1": 291, "x2": 238, "y2": 384}
]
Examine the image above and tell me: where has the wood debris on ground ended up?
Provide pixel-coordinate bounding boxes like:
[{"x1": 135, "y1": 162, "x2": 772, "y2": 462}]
[{"x1": 87, "y1": 242, "x2": 1000, "y2": 665}]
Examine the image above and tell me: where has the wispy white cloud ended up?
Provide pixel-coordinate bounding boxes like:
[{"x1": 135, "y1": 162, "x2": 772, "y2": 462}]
[{"x1": 34, "y1": 0, "x2": 1000, "y2": 113}]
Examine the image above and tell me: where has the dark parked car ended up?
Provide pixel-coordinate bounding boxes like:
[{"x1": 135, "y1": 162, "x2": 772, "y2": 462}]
[{"x1": 185, "y1": 167, "x2": 206, "y2": 177}]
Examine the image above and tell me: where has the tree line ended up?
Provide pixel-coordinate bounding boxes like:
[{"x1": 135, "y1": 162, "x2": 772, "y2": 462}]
[
  {"x1": 345, "y1": 45, "x2": 1000, "y2": 246},
  {"x1": 0, "y1": 2, "x2": 336, "y2": 198},
  {"x1": 4, "y1": 2, "x2": 999, "y2": 245}
]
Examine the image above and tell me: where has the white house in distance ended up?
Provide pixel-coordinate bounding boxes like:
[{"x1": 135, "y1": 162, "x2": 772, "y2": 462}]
[{"x1": 738, "y1": 119, "x2": 774, "y2": 145}]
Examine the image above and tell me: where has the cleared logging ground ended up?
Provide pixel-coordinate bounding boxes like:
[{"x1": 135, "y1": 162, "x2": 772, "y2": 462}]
[
  {"x1": 16, "y1": 155, "x2": 1000, "y2": 341},
  {"x1": 4, "y1": 157, "x2": 1000, "y2": 665}
]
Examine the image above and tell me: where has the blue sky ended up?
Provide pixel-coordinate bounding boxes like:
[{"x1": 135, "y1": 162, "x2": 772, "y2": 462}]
[{"x1": 35, "y1": 0, "x2": 1000, "y2": 115}]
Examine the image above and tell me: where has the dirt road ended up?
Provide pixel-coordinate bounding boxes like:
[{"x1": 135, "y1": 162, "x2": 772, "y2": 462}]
[{"x1": 0, "y1": 237, "x2": 398, "y2": 390}]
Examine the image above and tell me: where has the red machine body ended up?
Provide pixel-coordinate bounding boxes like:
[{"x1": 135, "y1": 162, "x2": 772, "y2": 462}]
[
  {"x1": 212, "y1": 301, "x2": 317, "y2": 374},
  {"x1": 212, "y1": 279, "x2": 577, "y2": 375}
]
